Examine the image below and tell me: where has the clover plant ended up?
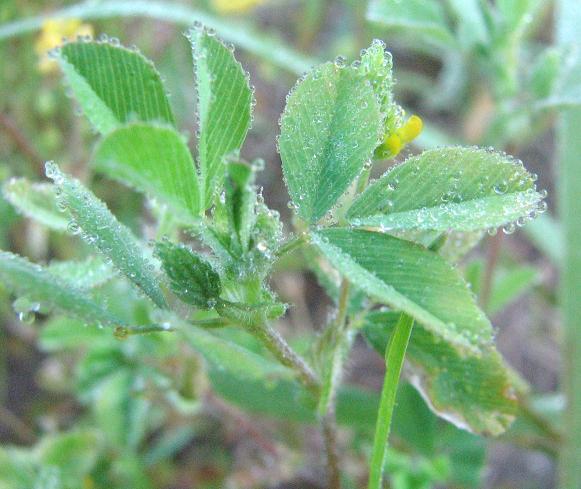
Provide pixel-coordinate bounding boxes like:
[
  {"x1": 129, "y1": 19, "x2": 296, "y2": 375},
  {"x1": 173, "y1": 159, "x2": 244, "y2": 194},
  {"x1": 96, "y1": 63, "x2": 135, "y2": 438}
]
[{"x1": 0, "y1": 26, "x2": 547, "y2": 489}]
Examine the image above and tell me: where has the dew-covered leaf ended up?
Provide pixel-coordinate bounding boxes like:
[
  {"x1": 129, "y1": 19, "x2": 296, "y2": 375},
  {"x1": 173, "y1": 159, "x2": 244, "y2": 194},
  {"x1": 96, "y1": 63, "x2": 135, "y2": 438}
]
[
  {"x1": 47, "y1": 257, "x2": 115, "y2": 290},
  {"x1": 311, "y1": 228, "x2": 492, "y2": 353},
  {"x1": 367, "y1": 0, "x2": 457, "y2": 49},
  {"x1": 279, "y1": 62, "x2": 382, "y2": 223},
  {"x1": 358, "y1": 39, "x2": 401, "y2": 135},
  {"x1": 363, "y1": 311, "x2": 520, "y2": 436},
  {"x1": 190, "y1": 28, "x2": 253, "y2": 208},
  {"x1": 182, "y1": 327, "x2": 293, "y2": 384},
  {"x1": 155, "y1": 241, "x2": 221, "y2": 308},
  {"x1": 225, "y1": 160, "x2": 256, "y2": 253},
  {"x1": 2, "y1": 178, "x2": 68, "y2": 231},
  {"x1": 0, "y1": 250, "x2": 121, "y2": 326},
  {"x1": 347, "y1": 147, "x2": 545, "y2": 232},
  {"x1": 45, "y1": 162, "x2": 167, "y2": 309},
  {"x1": 58, "y1": 41, "x2": 175, "y2": 134},
  {"x1": 93, "y1": 123, "x2": 201, "y2": 219}
]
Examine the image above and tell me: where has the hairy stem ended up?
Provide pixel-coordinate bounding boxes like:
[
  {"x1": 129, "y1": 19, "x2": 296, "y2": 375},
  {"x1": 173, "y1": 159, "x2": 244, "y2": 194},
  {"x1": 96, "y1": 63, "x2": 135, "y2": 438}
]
[
  {"x1": 248, "y1": 322, "x2": 320, "y2": 395},
  {"x1": 368, "y1": 314, "x2": 414, "y2": 489},
  {"x1": 318, "y1": 280, "x2": 351, "y2": 489},
  {"x1": 322, "y1": 411, "x2": 341, "y2": 489}
]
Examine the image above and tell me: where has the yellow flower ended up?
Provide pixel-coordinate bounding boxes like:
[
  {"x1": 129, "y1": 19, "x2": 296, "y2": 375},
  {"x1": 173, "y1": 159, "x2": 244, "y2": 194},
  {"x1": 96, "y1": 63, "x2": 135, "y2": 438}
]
[
  {"x1": 35, "y1": 18, "x2": 94, "y2": 74},
  {"x1": 212, "y1": 0, "x2": 269, "y2": 14},
  {"x1": 382, "y1": 115, "x2": 423, "y2": 157}
]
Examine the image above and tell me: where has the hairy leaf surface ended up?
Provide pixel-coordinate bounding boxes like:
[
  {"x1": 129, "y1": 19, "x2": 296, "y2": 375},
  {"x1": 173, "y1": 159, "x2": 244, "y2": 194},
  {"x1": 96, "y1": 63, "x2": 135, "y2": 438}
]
[
  {"x1": 279, "y1": 63, "x2": 382, "y2": 223},
  {"x1": 190, "y1": 28, "x2": 252, "y2": 208},
  {"x1": 58, "y1": 41, "x2": 174, "y2": 134},
  {"x1": 347, "y1": 147, "x2": 544, "y2": 232},
  {"x1": 93, "y1": 123, "x2": 201, "y2": 218},
  {"x1": 46, "y1": 163, "x2": 167, "y2": 309},
  {"x1": 0, "y1": 251, "x2": 121, "y2": 326},
  {"x1": 312, "y1": 228, "x2": 492, "y2": 353},
  {"x1": 2, "y1": 178, "x2": 68, "y2": 231}
]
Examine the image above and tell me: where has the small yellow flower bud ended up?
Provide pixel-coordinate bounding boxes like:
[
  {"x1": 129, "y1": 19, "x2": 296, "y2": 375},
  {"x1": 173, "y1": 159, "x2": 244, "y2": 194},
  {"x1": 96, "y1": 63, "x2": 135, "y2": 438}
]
[
  {"x1": 381, "y1": 115, "x2": 423, "y2": 157},
  {"x1": 398, "y1": 115, "x2": 423, "y2": 144}
]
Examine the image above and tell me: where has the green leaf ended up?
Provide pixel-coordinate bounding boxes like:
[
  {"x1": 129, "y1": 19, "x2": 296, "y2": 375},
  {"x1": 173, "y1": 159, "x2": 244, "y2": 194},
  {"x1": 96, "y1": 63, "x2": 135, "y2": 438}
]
[
  {"x1": 225, "y1": 160, "x2": 256, "y2": 253},
  {"x1": 190, "y1": 28, "x2": 253, "y2": 208},
  {"x1": 47, "y1": 257, "x2": 115, "y2": 290},
  {"x1": 93, "y1": 123, "x2": 201, "y2": 219},
  {"x1": 2, "y1": 178, "x2": 68, "y2": 231},
  {"x1": 182, "y1": 327, "x2": 292, "y2": 384},
  {"x1": 155, "y1": 241, "x2": 221, "y2": 308},
  {"x1": 358, "y1": 39, "x2": 401, "y2": 135},
  {"x1": 446, "y1": 0, "x2": 489, "y2": 48},
  {"x1": 39, "y1": 316, "x2": 112, "y2": 352},
  {"x1": 36, "y1": 431, "x2": 101, "y2": 487},
  {"x1": 311, "y1": 228, "x2": 492, "y2": 353},
  {"x1": 364, "y1": 311, "x2": 520, "y2": 435},
  {"x1": 58, "y1": 41, "x2": 175, "y2": 134},
  {"x1": 367, "y1": 0, "x2": 457, "y2": 49},
  {"x1": 279, "y1": 62, "x2": 382, "y2": 223},
  {"x1": 466, "y1": 260, "x2": 540, "y2": 315},
  {"x1": 46, "y1": 162, "x2": 167, "y2": 309},
  {"x1": 347, "y1": 147, "x2": 545, "y2": 232},
  {"x1": 0, "y1": 250, "x2": 121, "y2": 326},
  {"x1": 93, "y1": 369, "x2": 151, "y2": 449},
  {"x1": 210, "y1": 364, "x2": 380, "y2": 430}
]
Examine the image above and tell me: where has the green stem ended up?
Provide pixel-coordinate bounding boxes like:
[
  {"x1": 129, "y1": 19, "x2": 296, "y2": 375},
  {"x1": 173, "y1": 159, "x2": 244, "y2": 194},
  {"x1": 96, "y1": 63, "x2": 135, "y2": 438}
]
[
  {"x1": 250, "y1": 321, "x2": 320, "y2": 395},
  {"x1": 368, "y1": 313, "x2": 414, "y2": 489},
  {"x1": 318, "y1": 279, "x2": 351, "y2": 415},
  {"x1": 322, "y1": 411, "x2": 342, "y2": 489},
  {"x1": 276, "y1": 233, "x2": 306, "y2": 259},
  {"x1": 557, "y1": 2, "x2": 581, "y2": 487}
]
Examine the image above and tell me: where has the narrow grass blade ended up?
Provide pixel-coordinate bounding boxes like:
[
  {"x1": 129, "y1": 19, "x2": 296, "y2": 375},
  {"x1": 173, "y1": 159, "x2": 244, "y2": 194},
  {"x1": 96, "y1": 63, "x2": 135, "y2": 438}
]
[{"x1": 364, "y1": 311, "x2": 520, "y2": 435}]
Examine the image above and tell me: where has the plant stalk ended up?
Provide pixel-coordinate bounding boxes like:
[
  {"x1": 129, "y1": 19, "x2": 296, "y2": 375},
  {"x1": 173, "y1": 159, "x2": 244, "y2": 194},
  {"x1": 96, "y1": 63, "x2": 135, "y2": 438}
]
[
  {"x1": 556, "y1": 1, "x2": 581, "y2": 487},
  {"x1": 322, "y1": 411, "x2": 342, "y2": 489},
  {"x1": 249, "y1": 321, "x2": 320, "y2": 395},
  {"x1": 368, "y1": 313, "x2": 414, "y2": 489}
]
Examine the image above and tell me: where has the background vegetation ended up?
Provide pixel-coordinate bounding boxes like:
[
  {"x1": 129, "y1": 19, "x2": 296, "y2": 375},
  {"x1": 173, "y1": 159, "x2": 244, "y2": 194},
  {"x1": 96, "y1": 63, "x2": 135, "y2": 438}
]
[{"x1": 0, "y1": 0, "x2": 579, "y2": 488}]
